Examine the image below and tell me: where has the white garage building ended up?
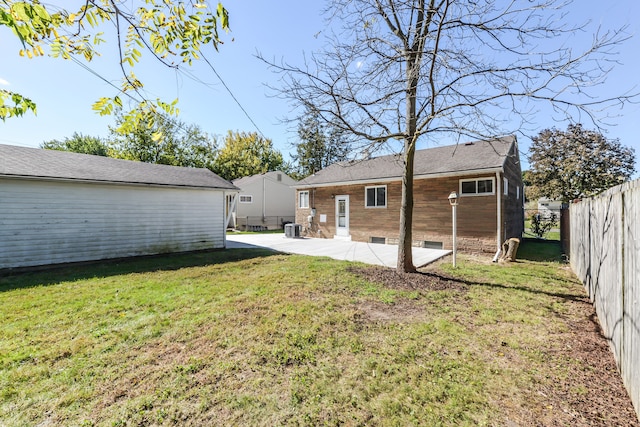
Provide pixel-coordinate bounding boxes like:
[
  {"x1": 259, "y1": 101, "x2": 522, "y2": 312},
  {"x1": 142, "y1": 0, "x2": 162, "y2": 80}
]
[{"x1": 0, "y1": 144, "x2": 238, "y2": 270}]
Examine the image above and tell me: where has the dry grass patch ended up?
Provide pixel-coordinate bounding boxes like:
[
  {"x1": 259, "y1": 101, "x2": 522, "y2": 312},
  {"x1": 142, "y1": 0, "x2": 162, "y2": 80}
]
[{"x1": 1, "y1": 245, "x2": 637, "y2": 426}]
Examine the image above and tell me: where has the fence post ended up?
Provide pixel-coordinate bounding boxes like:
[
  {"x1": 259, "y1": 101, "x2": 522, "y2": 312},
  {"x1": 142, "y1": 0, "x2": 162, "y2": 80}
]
[{"x1": 560, "y1": 206, "x2": 570, "y2": 257}]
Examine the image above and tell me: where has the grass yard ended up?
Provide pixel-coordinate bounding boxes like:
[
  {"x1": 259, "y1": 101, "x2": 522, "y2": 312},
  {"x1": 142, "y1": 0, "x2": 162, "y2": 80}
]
[
  {"x1": 1, "y1": 244, "x2": 637, "y2": 426},
  {"x1": 523, "y1": 219, "x2": 560, "y2": 241}
]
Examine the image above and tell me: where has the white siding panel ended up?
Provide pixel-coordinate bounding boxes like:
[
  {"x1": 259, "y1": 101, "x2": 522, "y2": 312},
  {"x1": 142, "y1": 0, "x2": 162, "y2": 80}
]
[
  {"x1": 265, "y1": 178, "x2": 296, "y2": 217},
  {"x1": 0, "y1": 179, "x2": 224, "y2": 268}
]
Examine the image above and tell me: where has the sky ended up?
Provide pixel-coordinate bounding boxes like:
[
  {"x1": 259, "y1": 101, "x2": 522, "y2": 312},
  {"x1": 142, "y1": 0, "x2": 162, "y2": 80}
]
[{"x1": 1, "y1": 1, "x2": 639, "y2": 177}]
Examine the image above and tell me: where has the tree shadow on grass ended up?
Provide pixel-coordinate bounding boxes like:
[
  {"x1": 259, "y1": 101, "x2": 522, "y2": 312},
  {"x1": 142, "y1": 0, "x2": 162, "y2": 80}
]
[{"x1": 0, "y1": 248, "x2": 282, "y2": 292}]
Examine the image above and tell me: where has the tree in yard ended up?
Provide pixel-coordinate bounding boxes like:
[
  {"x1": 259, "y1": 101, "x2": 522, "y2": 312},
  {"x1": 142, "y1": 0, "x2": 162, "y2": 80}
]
[
  {"x1": 263, "y1": 0, "x2": 635, "y2": 272},
  {"x1": 0, "y1": 1, "x2": 229, "y2": 127},
  {"x1": 109, "y1": 111, "x2": 218, "y2": 170},
  {"x1": 292, "y1": 107, "x2": 351, "y2": 178},
  {"x1": 213, "y1": 131, "x2": 288, "y2": 181},
  {"x1": 529, "y1": 212, "x2": 558, "y2": 240},
  {"x1": 528, "y1": 124, "x2": 635, "y2": 202},
  {"x1": 41, "y1": 132, "x2": 109, "y2": 156}
]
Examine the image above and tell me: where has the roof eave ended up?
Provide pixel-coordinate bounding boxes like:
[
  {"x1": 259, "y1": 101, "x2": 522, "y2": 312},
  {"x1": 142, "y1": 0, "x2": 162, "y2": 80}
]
[
  {"x1": 0, "y1": 173, "x2": 239, "y2": 191},
  {"x1": 293, "y1": 166, "x2": 505, "y2": 189}
]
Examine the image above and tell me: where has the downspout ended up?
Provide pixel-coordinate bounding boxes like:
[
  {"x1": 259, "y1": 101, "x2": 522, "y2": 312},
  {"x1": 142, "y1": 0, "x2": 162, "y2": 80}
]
[{"x1": 492, "y1": 171, "x2": 503, "y2": 262}]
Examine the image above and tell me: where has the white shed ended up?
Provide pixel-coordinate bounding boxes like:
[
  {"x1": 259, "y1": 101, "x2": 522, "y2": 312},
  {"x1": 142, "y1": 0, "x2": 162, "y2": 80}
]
[
  {"x1": 230, "y1": 171, "x2": 297, "y2": 230},
  {"x1": 0, "y1": 144, "x2": 238, "y2": 270}
]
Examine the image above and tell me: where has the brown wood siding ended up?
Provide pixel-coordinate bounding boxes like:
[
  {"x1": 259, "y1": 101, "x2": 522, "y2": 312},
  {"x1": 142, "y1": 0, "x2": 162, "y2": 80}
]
[
  {"x1": 295, "y1": 141, "x2": 524, "y2": 254},
  {"x1": 297, "y1": 175, "x2": 500, "y2": 253},
  {"x1": 502, "y1": 143, "x2": 525, "y2": 241}
]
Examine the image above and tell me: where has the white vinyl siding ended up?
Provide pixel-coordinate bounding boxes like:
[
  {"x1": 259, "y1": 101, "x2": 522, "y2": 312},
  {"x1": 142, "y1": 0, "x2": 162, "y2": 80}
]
[
  {"x1": 0, "y1": 179, "x2": 224, "y2": 269},
  {"x1": 234, "y1": 172, "x2": 297, "y2": 219}
]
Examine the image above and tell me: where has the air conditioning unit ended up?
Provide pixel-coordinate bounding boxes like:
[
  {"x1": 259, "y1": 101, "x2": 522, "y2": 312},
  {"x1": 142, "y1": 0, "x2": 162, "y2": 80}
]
[{"x1": 285, "y1": 223, "x2": 302, "y2": 238}]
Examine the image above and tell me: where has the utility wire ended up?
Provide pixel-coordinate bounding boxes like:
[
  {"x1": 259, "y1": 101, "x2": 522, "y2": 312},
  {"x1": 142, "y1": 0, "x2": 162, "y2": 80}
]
[
  {"x1": 37, "y1": 15, "x2": 265, "y2": 140},
  {"x1": 67, "y1": 54, "x2": 141, "y2": 104},
  {"x1": 194, "y1": 1, "x2": 268, "y2": 139},
  {"x1": 201, "y1": 54, "x2": 268, "y2": 139},
  {"x1": 66, "y1": 47, "x2": 268, "y2": 141}
]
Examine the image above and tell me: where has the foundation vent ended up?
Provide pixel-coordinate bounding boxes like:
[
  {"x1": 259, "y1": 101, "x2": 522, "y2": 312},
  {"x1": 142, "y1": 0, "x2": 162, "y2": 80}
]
[{"x1": 422, "y1": 241, "x2": 443, "y2": 249}]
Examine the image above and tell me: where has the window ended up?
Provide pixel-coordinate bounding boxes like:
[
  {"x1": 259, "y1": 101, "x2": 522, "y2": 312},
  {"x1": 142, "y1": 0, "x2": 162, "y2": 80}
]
[
  {"x1": 503, "y1": 178, "x2": 508, "y2": 195},
  {"x1": 277, "y1": 173, "x2": 282, "y2": 182},
  {"x1": 299, "y1": 191, "x2": 309, "y2": 208},
  {"x1": 460, "y1": 178, "x2": 494, "y2": 196},
  {"x1": 239, "y1": 195, "x2": 253, "y2": 203},
  {"x1": 365, "y1": 185, "x2": 387, "y2": 207},
  {"x1": 517, "y1": 186, "x2": 520, "y2": 199}
]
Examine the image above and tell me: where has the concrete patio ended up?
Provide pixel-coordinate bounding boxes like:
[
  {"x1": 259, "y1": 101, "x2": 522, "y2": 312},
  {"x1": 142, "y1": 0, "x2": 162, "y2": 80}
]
[{"x1": 226, "y1": 233, "x2": 451, "y2": 268}]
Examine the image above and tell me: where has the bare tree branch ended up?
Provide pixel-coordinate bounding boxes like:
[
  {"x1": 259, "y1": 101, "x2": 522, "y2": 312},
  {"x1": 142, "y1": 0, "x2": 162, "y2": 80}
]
[{"x1": 259, "y1": 0, "x2": 637, "y2": 271}]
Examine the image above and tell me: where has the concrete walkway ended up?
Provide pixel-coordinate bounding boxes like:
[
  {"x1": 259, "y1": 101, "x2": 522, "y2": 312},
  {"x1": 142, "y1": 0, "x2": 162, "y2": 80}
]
[{"x1": 226, "y1": 233, "x2": 451, "y2": 268}]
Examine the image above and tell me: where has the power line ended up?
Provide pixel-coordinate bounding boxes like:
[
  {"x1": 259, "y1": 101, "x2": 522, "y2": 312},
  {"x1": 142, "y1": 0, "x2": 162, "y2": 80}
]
[
  {"x1": 200, "y1": 54, "x2": 268, "y2": 139},
  {"x1": 66, "y1": 54, "x2": 141, "y2": 104},
  {"x1": 66, "y1": 44, "x2": 268, "y2": 140},
  {"x1": 30, "y1": 18, "x2": 266, "y2": 140}
]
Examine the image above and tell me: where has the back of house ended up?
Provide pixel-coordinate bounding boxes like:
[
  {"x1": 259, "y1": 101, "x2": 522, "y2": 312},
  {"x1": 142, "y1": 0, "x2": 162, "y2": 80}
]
[{"x1": 293, "y1": 136, "x2": 524, "y2": 253}]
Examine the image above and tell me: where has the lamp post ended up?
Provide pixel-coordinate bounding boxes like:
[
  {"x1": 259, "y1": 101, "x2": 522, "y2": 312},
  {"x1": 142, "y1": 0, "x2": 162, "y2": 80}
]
[{"x1": 448, "y1": 191, "x2": 459, "y2": 268}]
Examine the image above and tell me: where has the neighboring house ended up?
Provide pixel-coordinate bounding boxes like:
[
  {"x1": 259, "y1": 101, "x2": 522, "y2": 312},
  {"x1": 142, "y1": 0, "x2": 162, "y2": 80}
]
[
  {"x1": 294, "y1": 136, "x2": 524, "y2": 253},
  {"x1": 230, "y1": 171, "x2": 297, "y2": 230},
  {"x1": 537, "y1": 197, "x2": 564, "y2": 219},
  {"x1": 0, "y1": 144, "x2": 238, "y2": 270}
]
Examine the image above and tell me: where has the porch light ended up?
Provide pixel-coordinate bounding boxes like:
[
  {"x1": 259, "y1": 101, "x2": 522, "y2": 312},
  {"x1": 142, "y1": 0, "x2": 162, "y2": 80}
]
[
  {"x1": 448, "y1": 191, "x2": 459, "y2": 267},
  {"x1": 448, "y1": 191, "x2": 459, "y2": 206}
]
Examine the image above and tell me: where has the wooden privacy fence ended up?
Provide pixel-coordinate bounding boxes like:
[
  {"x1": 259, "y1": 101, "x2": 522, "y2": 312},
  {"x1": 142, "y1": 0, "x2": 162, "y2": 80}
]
[{"x1": 570, "y1": 179, "x2": 640, "y2": 419}]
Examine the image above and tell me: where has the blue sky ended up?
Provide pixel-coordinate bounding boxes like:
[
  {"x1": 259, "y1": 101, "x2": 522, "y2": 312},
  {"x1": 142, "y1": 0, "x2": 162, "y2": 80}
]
[{"x1": 1, "y1": 1, "x2": 639, "y2": 176}]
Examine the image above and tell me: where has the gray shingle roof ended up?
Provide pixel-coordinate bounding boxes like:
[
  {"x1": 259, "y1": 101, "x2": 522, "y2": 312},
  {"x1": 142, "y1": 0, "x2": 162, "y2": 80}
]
[
  {"x1": 0, "y1": 144, "x2": 238, "y2": 190},
  {"x1": 232, "y1": 170, "x2": 297, "y2": 187},
  {"x1": 297, "y1": 136, "x2": 517, "y2": 187}
]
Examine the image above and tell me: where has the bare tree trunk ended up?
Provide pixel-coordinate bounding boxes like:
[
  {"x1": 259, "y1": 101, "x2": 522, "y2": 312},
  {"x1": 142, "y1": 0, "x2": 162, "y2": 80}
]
[
  {"x1": 261, "y1": 0, "x2": 634, "y2": 276},
  {"x1": 397, "y1": 24, "x2": 421, "y2": 273},
  {"x1": 397, "y1": 141, "x2": 417, "y2": 273}
]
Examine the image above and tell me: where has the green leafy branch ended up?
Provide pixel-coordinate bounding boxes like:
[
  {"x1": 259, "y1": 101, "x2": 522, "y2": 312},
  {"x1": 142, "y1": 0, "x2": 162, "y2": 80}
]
[
  {"x1": 1, "y1": 1, "x2": 229, "y2": 128},
  {"x1": 0, "y1": 89, "x2": 37, "y2": 121}
]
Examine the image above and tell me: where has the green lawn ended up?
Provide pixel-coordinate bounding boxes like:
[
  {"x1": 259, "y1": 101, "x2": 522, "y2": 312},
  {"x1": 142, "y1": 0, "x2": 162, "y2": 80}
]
[
  {"x1": 0, "y1": 244, "x2": 626, "y2": 425},
  {"x1": 523, "y1": 219, "x2": 560, "y2": 241}
]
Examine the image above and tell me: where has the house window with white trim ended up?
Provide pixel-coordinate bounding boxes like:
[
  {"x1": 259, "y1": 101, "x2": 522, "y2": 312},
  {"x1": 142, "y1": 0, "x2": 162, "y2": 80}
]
[
  {"x1": 503, "y1": 177, "x2": 508, "y2": 195},
  {"x1": 299, "y1": 191, "x2": 309, "y2": 208},
  {"x1": 239, "y1": 195, "x2": 253, "y2": 203},
  {"x1": 460, "y1": 177, "x2": 495, "y2": 196},
  {"x1": 365, "y1": 185, "x2": 387, "y2": 208}
]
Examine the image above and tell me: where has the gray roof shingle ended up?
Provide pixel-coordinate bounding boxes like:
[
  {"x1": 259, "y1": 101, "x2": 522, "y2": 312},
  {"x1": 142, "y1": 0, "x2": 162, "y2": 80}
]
[
  {"x1": 297, "y1": 136, "x2": 517, "y2": 186},
  {"x1": 0, "y1": 144, "x2": 238, "y2": 190}
]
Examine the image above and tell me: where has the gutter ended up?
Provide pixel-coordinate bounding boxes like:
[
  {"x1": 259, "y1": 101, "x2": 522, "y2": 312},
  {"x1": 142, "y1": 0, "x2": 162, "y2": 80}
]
[
  {"x1": 293, "y1": 167, "x2": 504, "y2": 189},
  {"x1": 0, "y1": 174, "x2": 239, "y2": 192}
]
